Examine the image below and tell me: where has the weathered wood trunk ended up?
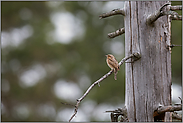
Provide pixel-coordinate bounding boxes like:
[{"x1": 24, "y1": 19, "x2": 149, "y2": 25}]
[{"x1": 124, "y1": 1, "x2": 172, "y2": 122}]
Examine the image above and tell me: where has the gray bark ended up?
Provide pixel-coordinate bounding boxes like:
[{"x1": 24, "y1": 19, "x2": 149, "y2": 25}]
[{"x1": 124, "y1": 1, "x2": 171, "y2": 122}]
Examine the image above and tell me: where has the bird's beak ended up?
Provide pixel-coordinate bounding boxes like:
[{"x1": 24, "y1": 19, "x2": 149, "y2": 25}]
[{"x1": 105, "y1": 55, "x2": 108, "y2": 57}]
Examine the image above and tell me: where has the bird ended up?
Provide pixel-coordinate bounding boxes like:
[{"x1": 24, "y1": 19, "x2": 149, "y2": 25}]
[{"x1": 106, "y1": 54, "x2": 120, "y2": 80}]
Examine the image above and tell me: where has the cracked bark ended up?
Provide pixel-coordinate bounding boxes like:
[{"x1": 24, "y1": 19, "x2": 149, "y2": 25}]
[{"x1": 124, "y1": 1, "x2": 171, "y2": 122}]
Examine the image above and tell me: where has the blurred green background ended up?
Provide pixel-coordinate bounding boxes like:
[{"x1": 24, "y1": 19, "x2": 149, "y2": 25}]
[{"x1": 1, "y1": 1, "x2": 182, "y2": 122}]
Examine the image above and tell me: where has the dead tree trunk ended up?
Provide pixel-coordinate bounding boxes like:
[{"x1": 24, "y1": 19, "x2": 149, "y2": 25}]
[{"x1": 124, "y1": 1, "x2": 172, "y2": 122}]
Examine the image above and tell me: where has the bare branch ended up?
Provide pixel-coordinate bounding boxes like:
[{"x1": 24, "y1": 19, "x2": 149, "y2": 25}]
[
  {"x1": 178, "y1": 96, "x2": 182, "y2": 104},
  {"x1": 147, "y1": 3, "x2": 182, "y2": 23},
  {"x1": 106, "y1": 107, "x2": 127, "y2": 116},
  {"x1": 154, "y1": 104, "x2": 182, "y2": 117},
  {"x1": 99, "y1": 9, "x2": 125, "y2": 19},
  {"x1": 164, "y1": 10, "x2": 179, "y2": 16},
  {"x1": 69, "y1": 53, "x2": 141, "y2": 122},
  {"x1": 171, "y1": 14, "x2": 182, "y2": 20},
  {"x1": 146, "y1": 3, "x2": 170, "y2": 24},
  {"x1": 170, "y1": 5, "x2": 182, "y2": 11},
  {"x1": 172, "y1": 112, "x2": 182, "y2": 121},
  {"x1": 158, "y1": 105, "x2": 182, "y2": 113},
  {"x1": 60, "y1": 102, "x2": 75, "y2": 107},
  {"x1": 69, "y1": 101, "x2": 80, "y2": 122},
  {"x1": 108, "y1": 27, "x2": 125, "y2": 38},
  {"x1": 163, "y1": 10, "x2": 182, "y2": 20},
  {"x1": 166, "y1": 44, "x2": 182, "y2": 49},
  {"x1": 106, "y1": 107, "x2": 128, "y2": 122}
]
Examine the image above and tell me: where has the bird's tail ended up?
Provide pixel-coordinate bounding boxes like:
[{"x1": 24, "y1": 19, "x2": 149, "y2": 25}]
[{"x1": 114, "y1": 71, "x2": 117, "y2": 80}]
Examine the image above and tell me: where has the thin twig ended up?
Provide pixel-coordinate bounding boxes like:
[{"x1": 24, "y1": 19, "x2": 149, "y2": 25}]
[
  {"x1": 178, "y1": 96, "x2": 182, "y2": 104},
  {"x1": 170, "y1": 5, "x2": 182, "y2": 11},
  {"x1": 60, "y1": 102, "x2": 75, "y2": 107},
  {"x1": 164, "y1": 10, "x2": 182, "y2": 21},
  {"x1": 106, "y1": 107, "x2": 127, "y2": 115},
  {"x1": 69, "y1": 53, "x2": 140, "y2": 122},
  {"x1": 106, "y1": 107, "x2": 128, "y2": 122},
  {"x1": 108, "y1": 27, "x2": 125, "y2": 38},
  {"x1": 171, "y1": 14, "x2": 182, "y2": 20},
  {"x1": 168, "y1": 44, "x2": 182, "y2": 48},
  {"x1": 166, "y1": 44, "x2": 182, "y2": 50},
  {"x1": 172, "y1": 112, "x2": 182, "y2": 121},
  {"x1": 99, "y1": 9, "x2": 125, "y2": 19}
]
